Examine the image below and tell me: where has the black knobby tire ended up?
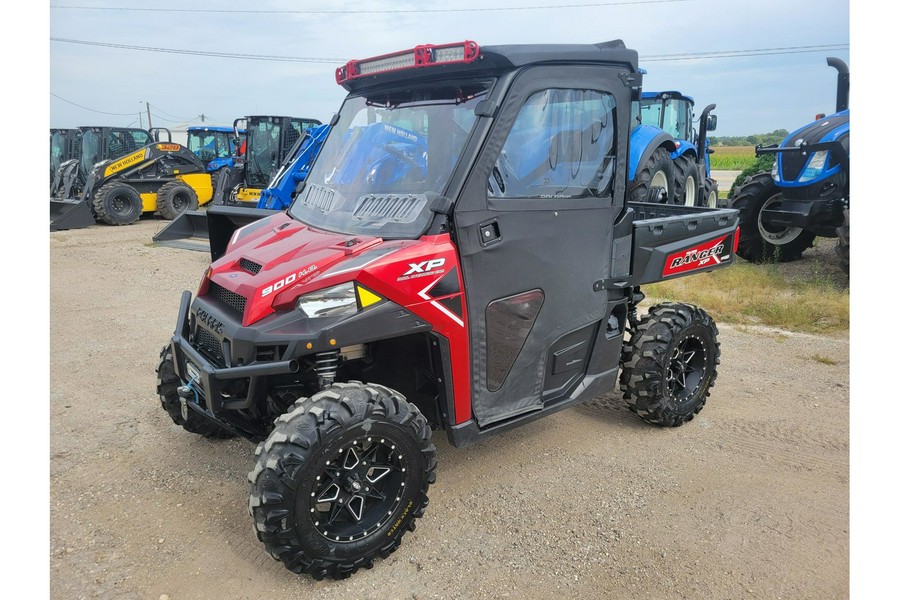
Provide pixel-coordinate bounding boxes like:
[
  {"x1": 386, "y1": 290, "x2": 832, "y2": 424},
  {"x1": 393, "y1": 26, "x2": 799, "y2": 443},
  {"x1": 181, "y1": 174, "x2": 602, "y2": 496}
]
[
  {"x1": 155, "y1": 181, "x2": 199, "y2": 220},
  {"x1": 619, "y1": 303, "x2": 720, "y2": 427},
  {"x1": 703, "y1": 177, "x2": 719, "y2": 208},
  {"x1": 836, "y1": 209, "x2": 849, "y2": 274},
  {"x1": 628, "y1": 146, "x2": 675, "y2": 203},
  {"x1": 155, "y1": 346, "x2": 236, "y2": 439},
  {"x1": 249, "y1": 382, "x2": 437, "y2": 580},
  {"x1": 92, "y1": 182, "x2": 143, "y2": 225},
  {"x1": 673, "y1": 156, "x2": 700, "y2": 206},
  {"x1": 729, "y1": 172, "x2": 815, "y2": 263}
]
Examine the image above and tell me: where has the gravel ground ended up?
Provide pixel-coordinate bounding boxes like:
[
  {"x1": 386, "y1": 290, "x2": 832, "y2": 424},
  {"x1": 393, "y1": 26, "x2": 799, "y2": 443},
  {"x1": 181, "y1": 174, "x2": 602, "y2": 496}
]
[{"x1": 48, "y1": 219, "x2": 849, "y2": 599}]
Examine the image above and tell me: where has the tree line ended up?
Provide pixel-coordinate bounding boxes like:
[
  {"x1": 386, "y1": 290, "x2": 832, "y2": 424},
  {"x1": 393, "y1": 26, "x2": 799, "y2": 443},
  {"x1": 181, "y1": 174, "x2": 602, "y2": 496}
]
[{"x1": 709, "y1": 129, "x2": 789, "y2": 147}]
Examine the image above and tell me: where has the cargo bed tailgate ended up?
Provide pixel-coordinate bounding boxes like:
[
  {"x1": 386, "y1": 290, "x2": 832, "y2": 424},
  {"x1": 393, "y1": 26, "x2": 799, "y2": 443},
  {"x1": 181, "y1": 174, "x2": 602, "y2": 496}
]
[{"x1": 629, "y1": 202, "x2": 740, "y2": 285}]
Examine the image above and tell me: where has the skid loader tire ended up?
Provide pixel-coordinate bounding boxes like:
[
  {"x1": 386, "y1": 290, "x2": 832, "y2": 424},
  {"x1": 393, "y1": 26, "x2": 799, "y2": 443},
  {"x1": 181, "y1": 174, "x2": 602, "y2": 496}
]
[
  {"x1": 249, "y1": 381, "x2": 437, "y2": 581},
  {"x1": 155, "y1": 346, "x2": 235, "y2": 439},
  {"x1": 92, "y1": 182, "x2": 143, "y2": 226},
  {"x1": 155, "y1": 181, "x2": 199, "y2": 220},
  {"x1": 673, "y1": 156, "x2": 700, "y2": 206},
  {"x1": 836, "y1": 209, "x2": 849, "y2": 275},
  {"x1": 628, "y1": 146, "x2": 675, "y2": 204},
  {"x1": 729, "y1": 172, "x2": 815, "y2": 263},
  {"x1": 619, "y1": 302, "x2": 720, "y2": 427}
]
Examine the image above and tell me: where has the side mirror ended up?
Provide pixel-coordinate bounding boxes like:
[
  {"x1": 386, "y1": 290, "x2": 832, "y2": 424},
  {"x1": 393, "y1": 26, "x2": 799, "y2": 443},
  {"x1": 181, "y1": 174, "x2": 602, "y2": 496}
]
[{"x1": 706, "y1": 114, "x2": 718, "y2": 132}]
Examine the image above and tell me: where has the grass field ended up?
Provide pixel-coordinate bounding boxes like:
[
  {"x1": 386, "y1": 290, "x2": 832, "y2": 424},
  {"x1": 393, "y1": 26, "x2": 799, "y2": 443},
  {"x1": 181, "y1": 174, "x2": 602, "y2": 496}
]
[
  {"x1": 710, "y1": 146, "x2": 756, "y2": 171},
  {"x1": 643, "y1": 255, "x2": 849, "y2": 335}
]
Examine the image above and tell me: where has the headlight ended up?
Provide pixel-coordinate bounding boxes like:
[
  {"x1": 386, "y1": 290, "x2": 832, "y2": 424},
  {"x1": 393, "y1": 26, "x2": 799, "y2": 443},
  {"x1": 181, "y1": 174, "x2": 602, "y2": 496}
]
[
  {"x1": 295, "y1": 282, "x2": 358, "y2": 318},
  {"x1": 771, "y1": 160, "x2": 779, "y2": 182},
  {"x1": 797, "y1": 151, "x2": 829, "y2": 183}
]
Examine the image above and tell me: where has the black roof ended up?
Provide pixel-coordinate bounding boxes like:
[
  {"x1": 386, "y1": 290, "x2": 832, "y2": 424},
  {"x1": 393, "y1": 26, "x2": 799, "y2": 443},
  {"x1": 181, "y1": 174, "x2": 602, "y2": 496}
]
[{"x1": 341, "y1": 40, "x2": 639, "y2": 92}]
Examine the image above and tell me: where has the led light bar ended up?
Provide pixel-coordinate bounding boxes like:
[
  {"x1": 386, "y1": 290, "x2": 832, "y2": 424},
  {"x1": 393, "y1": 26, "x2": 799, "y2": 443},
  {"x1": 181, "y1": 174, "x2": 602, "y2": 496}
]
[{"x1": 336, "y1": 41, "x2": 480, "y2": 85}]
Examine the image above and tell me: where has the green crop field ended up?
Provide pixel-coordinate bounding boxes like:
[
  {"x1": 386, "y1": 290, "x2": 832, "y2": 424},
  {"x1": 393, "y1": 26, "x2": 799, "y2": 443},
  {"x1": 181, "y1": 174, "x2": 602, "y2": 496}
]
[{"x1": 710, "y1": 146, "x2": 757, "y2": 171}]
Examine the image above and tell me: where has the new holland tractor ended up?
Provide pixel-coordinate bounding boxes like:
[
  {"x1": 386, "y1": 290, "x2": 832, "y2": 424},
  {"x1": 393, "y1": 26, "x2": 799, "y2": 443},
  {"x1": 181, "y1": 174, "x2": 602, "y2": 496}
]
[
  {"x1": 156, "y1": 39, "x2": 740, "y2": 580},
  {"x1": 632, "y1": 91, "x2": 718, "y2": 207},
  {"x1": 186, "y1": 125, "x2": 246, "y2": 189},
  {"x1": 729, "y1": 57, "x2": 849, "y2": 272},
  {"x1": 49, "y1": 140, "x2": 214, "y2": 231}
]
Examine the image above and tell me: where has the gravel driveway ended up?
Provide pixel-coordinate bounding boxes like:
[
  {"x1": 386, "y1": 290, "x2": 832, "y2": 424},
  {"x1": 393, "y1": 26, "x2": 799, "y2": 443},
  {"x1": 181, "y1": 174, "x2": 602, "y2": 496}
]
[{"x1": 49, "y1": 220, "x2": 849, "y2": 599}]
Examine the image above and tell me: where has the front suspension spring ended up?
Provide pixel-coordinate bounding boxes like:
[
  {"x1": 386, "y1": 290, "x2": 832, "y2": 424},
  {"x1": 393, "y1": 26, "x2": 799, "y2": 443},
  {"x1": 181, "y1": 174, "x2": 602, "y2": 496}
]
[{"x1": 315, "y1": 350, "x2": 339, "y2": 387}]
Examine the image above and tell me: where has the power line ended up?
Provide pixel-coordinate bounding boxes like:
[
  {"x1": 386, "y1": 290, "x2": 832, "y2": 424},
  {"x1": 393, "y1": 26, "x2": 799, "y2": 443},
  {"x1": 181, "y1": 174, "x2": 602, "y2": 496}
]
[
  {"x1": 644, "y1": 43, "x2": 849, "y2": 62},
  {"x1": 50, "y1": 1, "x2": 691, "y2": 15},
  {"x1": 50, "y1": 92, "x2": 141, "y2": 116},
  {"x1": 148, "y1": 104, "x2": 196, "y2": 121},
  {"x1": 51, "y1": 38, "x2": 849, "y2": 65},
  {"x1": 51, "y1": 38, "x2": 345, "y2": 63}
]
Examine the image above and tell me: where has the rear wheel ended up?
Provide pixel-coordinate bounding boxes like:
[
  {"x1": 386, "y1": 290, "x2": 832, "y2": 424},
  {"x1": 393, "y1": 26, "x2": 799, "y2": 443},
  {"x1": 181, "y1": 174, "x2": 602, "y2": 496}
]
[
  {"x1": 730, "y1": 172, "x2": 815, "y2": 262},
  {"x1": 155, "y1": 346, "x2": 235, "y2": 439},
  {"x1": 628, "y1": 146, "x2": 675, "y2": 203},
  {"x1": 249, "y1": 382, "x2": 436, "y2": 580},
  {"x1": 620, "y1": 303, "x2": 720, "y2": 427},
  {"x1": 92, "y1": 182, "x2": 143, "y2": 225},
  {"x1": 837, "y1": 209, "x2": 849, "y2": 274},
  {"x1": 673, "y1": 156, "x2": 700, "y2": 206},
  {"x1": 703, "y1": 177, "x2": 719, "y2": 208},
  {"x1": 155, "y1": 181, "x2": 199, "y2": 220}
]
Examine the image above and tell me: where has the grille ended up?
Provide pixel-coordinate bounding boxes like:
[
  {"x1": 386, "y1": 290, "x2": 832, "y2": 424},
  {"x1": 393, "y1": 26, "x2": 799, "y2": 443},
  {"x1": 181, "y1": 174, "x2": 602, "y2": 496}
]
[
  {"x1": 208, "y1": 281, "x2": 246, "y2": 316},
  {"x1": 194, "y1": 326, "x2": 225, "y2": 365},
  {"x1": 302, "y1": 184, "x2": 339, "y2": 213},
  {"x1": 240, "y1": 258, "x2": 262, "y2": 275},
  {"x1": 353, "y1": 194, "x2": 424, "y2": 223}
]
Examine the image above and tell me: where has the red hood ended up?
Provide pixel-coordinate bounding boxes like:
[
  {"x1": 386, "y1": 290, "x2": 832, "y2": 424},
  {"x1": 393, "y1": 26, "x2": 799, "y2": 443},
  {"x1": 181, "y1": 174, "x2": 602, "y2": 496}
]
[{"x1": 202, "y1": 212, "x2": 384, "y2": 325}]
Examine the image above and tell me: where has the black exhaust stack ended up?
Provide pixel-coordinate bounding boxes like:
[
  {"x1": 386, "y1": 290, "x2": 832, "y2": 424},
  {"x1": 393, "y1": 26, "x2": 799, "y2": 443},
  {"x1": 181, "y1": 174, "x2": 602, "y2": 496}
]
[{"x1": 827, "y1": 57, "x2": 849, "y2": 113}]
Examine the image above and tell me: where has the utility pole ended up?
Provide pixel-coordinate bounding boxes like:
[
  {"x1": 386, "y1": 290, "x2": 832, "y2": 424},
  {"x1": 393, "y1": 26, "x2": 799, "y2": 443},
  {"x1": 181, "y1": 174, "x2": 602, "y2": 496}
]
[
  {"x1": 145, "y1": 102, "x2": 153, "y2": 130},
  {"x1": 200, "y1": 113, "x2": 206, "y2": 123},
  {"x1": 138, "y1": 112, "x2": 143, "y2": 128}
]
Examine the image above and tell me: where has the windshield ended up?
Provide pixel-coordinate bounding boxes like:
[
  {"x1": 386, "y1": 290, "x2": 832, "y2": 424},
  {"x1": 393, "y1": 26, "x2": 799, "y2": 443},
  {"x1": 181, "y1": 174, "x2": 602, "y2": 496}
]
[
  {"x1": 80, "y1": 130, "x2": 100, "y2": 176},
  {"x1": 639, "y1": 98, "x2": 692, "y2": 140},
  {"x1": 289, "y1": 80, "x2": 489, "y2": 238},
  {"x1": 189, "y1": 131, "x2": 233, "y2": 162},
  {"x1": 50, "y1": 131, "x2": 68, "y2": 173}
]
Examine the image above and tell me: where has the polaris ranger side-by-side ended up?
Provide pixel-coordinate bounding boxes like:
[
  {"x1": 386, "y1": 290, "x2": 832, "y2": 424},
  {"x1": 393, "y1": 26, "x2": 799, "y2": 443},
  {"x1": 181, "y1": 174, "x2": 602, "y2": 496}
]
[{"x1": 157, "y1": 40, "x2": 739, "y2": 580}]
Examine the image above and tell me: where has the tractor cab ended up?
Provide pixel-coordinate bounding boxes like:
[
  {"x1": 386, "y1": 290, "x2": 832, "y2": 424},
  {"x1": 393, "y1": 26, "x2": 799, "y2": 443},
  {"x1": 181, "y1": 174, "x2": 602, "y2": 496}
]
[{"x1": 187, "y1": 126, "x2": 244, "y2": 168}]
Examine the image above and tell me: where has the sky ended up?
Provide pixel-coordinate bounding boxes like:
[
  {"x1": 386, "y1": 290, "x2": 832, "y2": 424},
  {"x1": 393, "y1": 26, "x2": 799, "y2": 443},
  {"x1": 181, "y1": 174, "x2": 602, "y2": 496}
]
[{"x1": 46, "y1": 0, "x2": 850, "y2": 138}]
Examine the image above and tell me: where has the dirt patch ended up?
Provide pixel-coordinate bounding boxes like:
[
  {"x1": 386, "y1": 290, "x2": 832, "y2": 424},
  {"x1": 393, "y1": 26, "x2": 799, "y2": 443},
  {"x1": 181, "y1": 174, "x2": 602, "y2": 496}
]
[{"x1": 50, "y1": 220, "x2": 848, "y2": 599}]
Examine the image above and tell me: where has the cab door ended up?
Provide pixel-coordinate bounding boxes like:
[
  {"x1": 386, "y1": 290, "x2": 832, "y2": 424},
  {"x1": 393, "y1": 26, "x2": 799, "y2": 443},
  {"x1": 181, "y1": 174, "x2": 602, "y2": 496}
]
[{"x1": 453, "y1": 65, "x2": 632, "y2": 427}]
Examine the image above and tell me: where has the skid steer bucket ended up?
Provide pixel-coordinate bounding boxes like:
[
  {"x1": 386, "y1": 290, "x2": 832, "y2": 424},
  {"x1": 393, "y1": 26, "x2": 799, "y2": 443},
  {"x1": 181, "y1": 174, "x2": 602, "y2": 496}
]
[
  {"x1": 153, "y1": 205, "x2": 277, "y2": 262},
  {"x1": 50, "y1": 199, "x2": 95, "y2": 231},
  {"x1": 152, "y1": 210, "x2": 211, "y2": 253}
]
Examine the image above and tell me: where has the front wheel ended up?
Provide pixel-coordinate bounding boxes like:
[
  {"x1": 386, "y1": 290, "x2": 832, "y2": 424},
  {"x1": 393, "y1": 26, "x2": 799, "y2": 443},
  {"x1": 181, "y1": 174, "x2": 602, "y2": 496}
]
[
  {"x1": 155, "y1": 181, "x2": 199, "y2": 220},
  {"x1": 836, "y1": 209, "x2": 849, "y2": 274},
  {"x1": 92, "y1": 182, "x2": 143, "y2": 225},
  {"x1": 729, "y1": 172, "x2": 815, "y2": 262},
  {"x1": 620, "y1": 303, "x2": 720, "y2": 427},
  {"x1": 249, "y1": 382, "x2": 436, "y2": 580}
]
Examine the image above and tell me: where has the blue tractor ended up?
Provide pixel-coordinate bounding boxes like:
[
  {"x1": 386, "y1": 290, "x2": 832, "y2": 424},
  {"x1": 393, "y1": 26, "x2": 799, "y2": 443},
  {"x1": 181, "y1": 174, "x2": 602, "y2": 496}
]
[
  {"x1": 186, "y1": 125, "x2": 246, "y2": 189},
  {"x1": 729, "y1": 57, "x2": 849, "y2": 272},
  {"x1": 628, "y1": 91, "x2": 719, "y2": 207}
]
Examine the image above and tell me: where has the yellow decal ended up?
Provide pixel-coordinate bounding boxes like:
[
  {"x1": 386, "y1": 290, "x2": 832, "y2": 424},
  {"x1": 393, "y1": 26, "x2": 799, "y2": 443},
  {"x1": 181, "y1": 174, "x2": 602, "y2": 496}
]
[
  {"x1": 356, "y1": 286, "x2": 382, "y2": 308},
  {"x1": 236, "y1": 187, "x2": 262, "y2": 201},
  {"x1": 104, "y1": 149, "x2": 147, "y2": 177},
  {"x1": 156, "y1": 143, "x2": 181, "y2": 152}
]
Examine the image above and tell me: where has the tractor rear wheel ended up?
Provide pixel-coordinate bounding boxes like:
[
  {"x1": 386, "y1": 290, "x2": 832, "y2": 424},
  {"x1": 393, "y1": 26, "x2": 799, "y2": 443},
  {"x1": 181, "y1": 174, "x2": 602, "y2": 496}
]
[
  {"x1": 92, "y1": 182, "x2": 143, "y2": 225},
  {"x1": 249, "y1": 382, "x2": 436, "y2": 580},
  {"x1": 673, "y1": 156, "x2": 700, "y2": 206},
  {"x1": 837, "y1": 209, "x2": 849, "y2": 274},
  {"x1": 155, "y1": 346, "x2": 236, "y2": 439},
  {"x1": 730, "y1": 172, "x2": 815, "y2": 262},
  {"x1": 155, "y1": 181, "x2": 199, "y2": 220},
  {"x1": 628, "y1": 146, "x2": 675, "y2": 203},
  {"x1": 703, "y1": 177, "x2": 719, "y2": 208},
  {"x1": 620, "y1": 303, "x2": 720, "y2": 427}
]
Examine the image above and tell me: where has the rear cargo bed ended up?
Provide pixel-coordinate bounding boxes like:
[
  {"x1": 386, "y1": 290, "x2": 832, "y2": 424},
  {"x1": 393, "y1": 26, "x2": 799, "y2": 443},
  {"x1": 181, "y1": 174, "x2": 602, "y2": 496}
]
[{"x1": 628, "y1": 202, "x2": 740, "y2": 285}]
